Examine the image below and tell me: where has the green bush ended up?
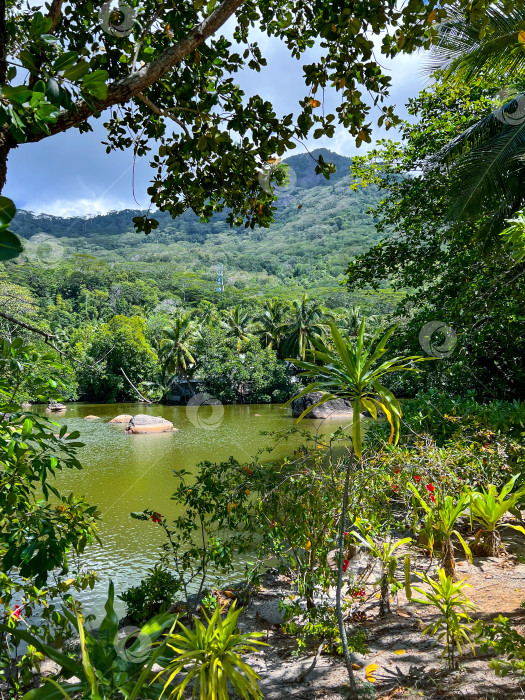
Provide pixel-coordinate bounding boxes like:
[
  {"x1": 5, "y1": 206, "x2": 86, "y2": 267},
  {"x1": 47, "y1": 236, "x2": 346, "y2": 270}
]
[{"x1": 120, "y1": 565, "x2": 182, "y2": 625}]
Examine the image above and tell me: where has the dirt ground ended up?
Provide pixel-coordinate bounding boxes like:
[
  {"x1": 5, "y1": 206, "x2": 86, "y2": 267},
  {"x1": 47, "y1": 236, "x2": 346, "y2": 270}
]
[{"x1": 235, "y1": 529, "x2": 525, "y2": 699}]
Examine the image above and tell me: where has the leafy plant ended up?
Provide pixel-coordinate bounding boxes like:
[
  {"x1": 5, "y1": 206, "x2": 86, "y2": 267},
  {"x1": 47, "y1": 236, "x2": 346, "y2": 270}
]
[
  {"x1": 352, "y1": 532, "x2": 412, "y2": 616},
  {"x1": 286, "y1": 319, "x2": 426, "y2": 696},
  {"x1": 469, "y1": 474, "x2": 525, "y2": 556},
  {"x1": 158, "y1": 602, "x2": 266, "y2": 700},
  {"x1": 477, "y1": 614, "x2": 525, "y2": 677},
  {"x1": 410, "y1": 569, "x2": 477, "y2": 669},
  {"x1": 409, "y1": 485, "x2": 471, "y2": 578},
  {"x1": 120, "y1": 564, "x2": 182, "y2": 625},
  {"x1": 12, "y1": 582, "x2": 177, "y2": 700}
]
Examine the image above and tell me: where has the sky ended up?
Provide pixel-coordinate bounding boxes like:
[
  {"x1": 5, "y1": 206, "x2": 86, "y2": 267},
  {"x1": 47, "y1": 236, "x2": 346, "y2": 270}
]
[{"x1": 5, "y1": 22, "x2": 426, "y2": 217}]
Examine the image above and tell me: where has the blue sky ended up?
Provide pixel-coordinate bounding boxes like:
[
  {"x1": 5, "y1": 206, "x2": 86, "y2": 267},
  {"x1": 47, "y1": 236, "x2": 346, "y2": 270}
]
[{"x1": 6, "y1": 26, "x2": 425, "y2": 216}]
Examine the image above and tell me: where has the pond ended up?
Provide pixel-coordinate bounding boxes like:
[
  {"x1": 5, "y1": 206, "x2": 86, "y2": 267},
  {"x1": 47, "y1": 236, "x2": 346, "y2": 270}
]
[{"x1": 41, "y1": 401, "x2": 351, "y2": 619}]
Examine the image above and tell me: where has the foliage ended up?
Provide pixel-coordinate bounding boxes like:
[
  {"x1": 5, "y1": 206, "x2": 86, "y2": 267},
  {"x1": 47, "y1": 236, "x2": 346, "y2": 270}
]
[
  {"x1": 477, "y1": 614, "x2": 525, "y2": 677},
  {"x1": 120, "y1": 564, "x2": 183, "y2": 625},
  {"x1": 77, "y1": 315, "x2": 159, "y2": 401},
  {"x1": 347, "y1": 81, "x2": 525, "y2": 399},
  {"x1": 158, "y1": 602, "x2": 266, "y2": 700},
  {"x1": 352, "y1": 532, "x2": 411, "y2": 616},
  {"x1": 287, "y1": 320, "x2": 427, "y2": 456},
  {"x1": 13, "y1": 582, "x2": 176, "y2": 700},
  {"x1": 469, "y1": 475, "x2": 525, "y2": 556},
  {"x1": 410, "y1": 569, "x2": 477, "y2": 669},
  {"x1": 196, "y1": 330, "x2": 295, "y2": 404},
  {"x1": 0, "y1": 338, "x2": 99, "y2": 695}
]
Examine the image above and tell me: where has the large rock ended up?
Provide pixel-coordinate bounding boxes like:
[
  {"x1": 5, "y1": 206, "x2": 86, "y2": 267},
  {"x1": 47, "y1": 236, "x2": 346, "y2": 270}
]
[
  {"x1": 291, "y1": 391, "x2": 353, "y2": 419},
  {"x1": 125, "y1": 414, "x2": 176, "y2": 434},
  {"x1": 84, "y1": 415, "x2": 100, "y2": 420},
  {"x1": 46, "y1": 402, "x2": 66, "y2": 412},
  {"x1": 109, "y1": 414, "x2": 134, "y2": 424}
]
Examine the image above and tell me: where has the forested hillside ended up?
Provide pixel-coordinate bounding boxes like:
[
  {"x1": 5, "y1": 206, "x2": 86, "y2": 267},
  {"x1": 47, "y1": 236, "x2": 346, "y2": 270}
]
[{"x1": 8, "y1": 149, "x2": 399, "y2": 312}]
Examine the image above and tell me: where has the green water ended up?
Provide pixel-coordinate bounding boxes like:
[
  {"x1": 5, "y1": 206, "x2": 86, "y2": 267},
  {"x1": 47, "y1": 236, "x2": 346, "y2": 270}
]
[{"x1": 41, "y1": 402, "x2": 350, "y2": 619}]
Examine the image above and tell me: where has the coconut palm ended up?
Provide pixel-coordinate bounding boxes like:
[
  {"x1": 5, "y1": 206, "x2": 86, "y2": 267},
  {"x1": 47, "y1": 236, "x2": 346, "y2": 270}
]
[
  {"x1": 286, "y1": 319, "x2": 427, "y2": 692},
  {"x1": 220, "y1": 306, "x2": 254, "y2": 352},
  {"x1": 281, "y1": 295, "x2": 332, "y2": 361},
  {"x1": 159, "y1": 314, "x2": 200, "y2": 397},
  {"x1": 427, "y1": 5, "x2": 525, "y2": 235},
  {"x1": 255, "y1": 299, "x2": 287, "y2": 355}
]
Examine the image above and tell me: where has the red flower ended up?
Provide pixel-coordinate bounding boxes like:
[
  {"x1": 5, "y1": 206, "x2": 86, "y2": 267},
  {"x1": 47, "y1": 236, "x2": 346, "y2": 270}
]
[
  {"x1": 11, "y1": 605, "x2": 21, "y2": 620},
  {"x1": 392, "y1": 485, "x2": 399, "y2": 492},
  {"x1": 270, "y1": 521, "x2": 276, "y2": 528},
  {"x1": 483, "y1": 458, "x2": 487, "y2": 464},
  {"x1": 151, "y1": 513, "x2": 162, "y2": 524},
  {"x1": 426, "y1": 483, "x2": 435, "y2": 493},
  {"x1": 245, "y1": 467, "x2": 252, "y2": 475},
  {"x1": 430, "y1": 494, "x2": 436, "y2": 503},
  {"x1": 344, "y1": 531, "x2": 349, "y2": 538},
  {"x1": 414, "y1": 475, "x2": 421, "y2": 483},
  {"x1": 342, "y1": 559, "x2": 350, "y2": 573},
  {"x1": 394, "y1": 468, "x2": 400, "y2": 474}
]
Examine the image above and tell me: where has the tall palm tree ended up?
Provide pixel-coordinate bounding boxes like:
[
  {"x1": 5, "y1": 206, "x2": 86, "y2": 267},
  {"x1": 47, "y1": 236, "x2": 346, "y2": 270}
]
[
  {"x1": 255, "y1": 299, "x2": 287, "y2": 355},
  {"x1": 159, "y1": 314, "x2": 200, "y2": 398},
  {"x1": 427, "y1": 5, "x2": 525, "y2": 237},
  {"x1": 281, "y1": 295, "x2": 333, "y2": 361},
  {"x1": 286, "y1": 320, "x2": 428, "y2": 695},
  {"x1": 220, "y1": 306, "x2": 254, "y2": 352}
]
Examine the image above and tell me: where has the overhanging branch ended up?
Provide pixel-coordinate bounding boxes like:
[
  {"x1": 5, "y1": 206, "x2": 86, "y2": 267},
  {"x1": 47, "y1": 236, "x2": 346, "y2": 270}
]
[{"x1": 25, "y1": 0, "x2": 246, "y2": 143}]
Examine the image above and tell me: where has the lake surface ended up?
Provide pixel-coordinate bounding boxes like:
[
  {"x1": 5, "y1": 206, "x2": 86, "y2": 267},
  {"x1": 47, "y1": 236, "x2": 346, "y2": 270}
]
[{"x1": 40, "y1": 402, "x2": 351, "y2": 619}]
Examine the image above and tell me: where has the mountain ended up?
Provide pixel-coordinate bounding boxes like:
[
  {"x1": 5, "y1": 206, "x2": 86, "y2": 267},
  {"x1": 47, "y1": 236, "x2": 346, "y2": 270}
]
[{"x1": 8, "y1": 149, "x2": 400, "y2": 312}]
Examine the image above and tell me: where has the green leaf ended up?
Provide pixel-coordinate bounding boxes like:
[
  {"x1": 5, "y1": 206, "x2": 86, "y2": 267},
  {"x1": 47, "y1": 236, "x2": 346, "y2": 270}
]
[
  {"x1": 0, "y1": 196, "x2": 16, "y2": 228},
  {"x1": 63, "y1": 61, "x2": 90, "y2": 82},
  {"x1": 81, "y1": 70, "x2": 109, "y2": 100},
  {"x1": 45, "y1": 78, "x2": 60, "y2": 103},
  {"x1": 2, "y1": 85, "x2": 33, "y2": 104},
  {"x1": 53, "y1": 51, "x2": 79, "y2": 73},
  {"x1": 20, "y1": 50, "x2": 38, "y2": 72},
  {"x1": 0, "y1": 229, "x2": 23, "y2": 261}
]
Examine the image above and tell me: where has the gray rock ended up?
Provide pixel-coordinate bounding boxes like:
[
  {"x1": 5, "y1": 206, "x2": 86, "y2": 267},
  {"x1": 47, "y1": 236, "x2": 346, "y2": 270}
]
[
  {"x1": 252, "y1": 598, "x2": 284, "y2": 626},
  {"x1": 291, "y1": 391, "x2": 353, "y2": 419},
  {"x1": 126, "y1": 414, "x2": 175, "y2": 433}
]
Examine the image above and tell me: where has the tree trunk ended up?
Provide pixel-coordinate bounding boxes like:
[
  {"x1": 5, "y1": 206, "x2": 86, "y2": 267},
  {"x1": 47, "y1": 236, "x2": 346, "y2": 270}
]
[
  {"x1": 379, "y1": 576, "x2": 390, "y2": 617},
  {"x1": 484, "y1": 529, "x2": 501, "y2": 557},
  {"x1": 442, "y1": 537, "x2": 456, "y2": 580},
  {"x1": 335, "y1": 459, "x2": 358, "y2": 700},
  {"x1": 0, "y1": 130, "x2": 11, "y2": 194}
]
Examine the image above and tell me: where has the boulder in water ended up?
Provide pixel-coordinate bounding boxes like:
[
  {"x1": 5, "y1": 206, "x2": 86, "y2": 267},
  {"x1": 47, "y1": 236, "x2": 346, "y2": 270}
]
[
  {"x1": 291, "y1": 392, "x2": 353, "y2": 419},
  {"x1": 109, "y1": 414, "x2": 134, "y2": 424},
  {"x1": 126, "y1": 414, "x2": 176, "y2": 434},
  {"x1": 46, "y1": 402, "x2": 66, "y2": 412},
  {"x1": 84, "y1": 415, "x2": 100, "y2": 420}
]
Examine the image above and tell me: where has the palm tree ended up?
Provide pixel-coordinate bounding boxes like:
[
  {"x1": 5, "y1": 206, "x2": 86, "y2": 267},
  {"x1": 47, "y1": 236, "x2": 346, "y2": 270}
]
[
  {"x1": 255, "y1": 299, "x2": 287, "y2": 355},
  {"x1": 197, "y1": 301, "x2": 219, "y2": 328},
  {"x1": 427, "y1": 5, "x2": 525, "y2": 236},
  {"x1": 159, "y1": 314, "x2": 200, "y2": 398},
  {"x1": 286, "y1": 320, "x2": 427, "y2": 696},
  {"x1": 220, "y1": 306, "x2": 254, "y2": 352},
  {"x1": 281, "y1": 295, "x2": 332, "y2": 361}
]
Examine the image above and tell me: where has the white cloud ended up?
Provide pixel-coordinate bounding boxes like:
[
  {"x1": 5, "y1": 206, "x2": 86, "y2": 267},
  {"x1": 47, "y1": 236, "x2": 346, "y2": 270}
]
[{"x1": 24, "y1": 197, "x2": 130, "y2": 217}]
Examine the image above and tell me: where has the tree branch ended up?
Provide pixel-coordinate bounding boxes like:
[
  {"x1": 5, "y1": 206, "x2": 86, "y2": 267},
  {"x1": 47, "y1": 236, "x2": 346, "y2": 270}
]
[
  {"x1": 136, "y1": 93, "x2": 191, "y2": 137},
  {"x1": 0, "y1": 310, "x2": 55, "y2": 340},
  {"x1": 25, "y1": 0, "x2": 246, "y2": 143},
  {"x1": 0, "y1": 0, "x2": 6, "y2": 84}
]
